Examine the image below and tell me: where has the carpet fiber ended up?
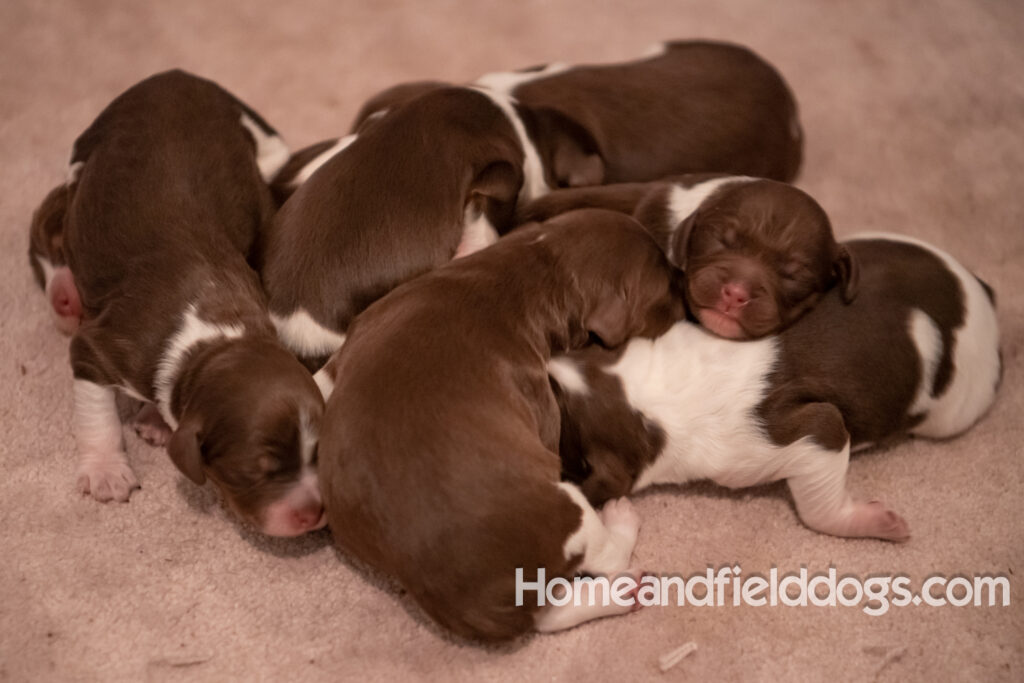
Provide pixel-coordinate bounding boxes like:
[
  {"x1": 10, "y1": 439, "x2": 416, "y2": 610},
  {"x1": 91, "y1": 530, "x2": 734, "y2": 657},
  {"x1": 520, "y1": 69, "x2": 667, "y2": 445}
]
[{"x1": 1, "y1": 0, "x2": 1022, "y2": 680}]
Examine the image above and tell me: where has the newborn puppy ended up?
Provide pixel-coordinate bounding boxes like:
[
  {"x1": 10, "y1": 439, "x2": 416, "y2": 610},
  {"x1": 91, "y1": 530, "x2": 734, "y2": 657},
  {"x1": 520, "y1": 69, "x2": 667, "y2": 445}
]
[
  {"x1": 62, "y1": 70, "x2": 325, "y2": 537},
  {"x1": 522, "y1": 174, "x2": 858, "y2": 339},
  {"x1": 261, "y1": 86, "x2": 554, "y2": 364},
  {"x1": 552, "y1": 234, "x2": 1001, "y2": 541},
  {"x1": 317, "y1": 209, "x2": 686, "y2": 642},
  {"x1": 353, "y1": 40, "x2": 801, "y2": 185}
]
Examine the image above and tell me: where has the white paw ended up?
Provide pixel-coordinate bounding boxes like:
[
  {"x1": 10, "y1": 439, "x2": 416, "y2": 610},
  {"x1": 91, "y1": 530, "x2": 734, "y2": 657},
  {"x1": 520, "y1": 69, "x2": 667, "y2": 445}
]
[
  {"x1": 858, "y1": 500, "x2": 911, "y2": 543},
  {"x1": 599, "y1": 497, "x2": 640, "y2": 541},
  {"x1": 76, "y1": 455, "x2": 139, "y2": 502},
  {"x1": 133, "y1": 404, "x2": 171, "y2": 447}
]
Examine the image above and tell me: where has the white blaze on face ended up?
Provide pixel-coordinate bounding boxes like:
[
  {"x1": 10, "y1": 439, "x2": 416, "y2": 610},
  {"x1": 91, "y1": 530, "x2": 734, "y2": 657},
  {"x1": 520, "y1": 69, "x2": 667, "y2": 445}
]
[
  {"x1": 547, "y1": 357, "x2": 590, "y2": 396},
  {"x1": 455, "y1": 205, "x2": 500, "y2": 259},
  {"x1": 664, "y1": 176, "x2": 753, "y2": 265},
  {"x1": 259, "y1": 409, "x2": 325, "y2": 537}
]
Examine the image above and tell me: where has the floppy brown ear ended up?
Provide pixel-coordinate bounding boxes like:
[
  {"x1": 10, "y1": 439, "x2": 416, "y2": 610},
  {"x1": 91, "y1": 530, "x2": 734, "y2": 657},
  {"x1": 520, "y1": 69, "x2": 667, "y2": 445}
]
[
  {"x1": 470, "y1": 160, "x2": 522, "y2": 205},
  {"x1": 529, "y1": 107, "x2": 605, "y2": 188},
  {"x1": 586, "y1": 295, "x2": 632, "y2": 349},
  {"x1": 168, "y1": 414, "x2": 207, "y2": 485},
  {"x1": 669, "y1": 213, "x2": 699, "y2": 270},
  {"x1": 834, "y1": 245, "x2": 860, "y2": 304}
]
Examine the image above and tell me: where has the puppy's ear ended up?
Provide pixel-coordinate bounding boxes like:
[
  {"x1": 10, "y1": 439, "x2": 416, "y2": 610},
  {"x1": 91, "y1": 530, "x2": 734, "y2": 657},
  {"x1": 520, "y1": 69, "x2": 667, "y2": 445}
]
[
  {"x1": 833, "y1": 245, "x2": 860, "y2": 304},
  {"x1": 470, "y1": 160, "x2": 522, "y2": 205},
  {"x1": 168, "y1": 414, "x2": 207, "y2": 485},
  {"x1": 529, "y1": 107, "x2": 605, "y2": 187},
  {"x1": 669, "y1": 213, "x2": 699, "y2": 270},
  {"x1": 586, "y1": 295, "x2": 632, "y2": 349}
]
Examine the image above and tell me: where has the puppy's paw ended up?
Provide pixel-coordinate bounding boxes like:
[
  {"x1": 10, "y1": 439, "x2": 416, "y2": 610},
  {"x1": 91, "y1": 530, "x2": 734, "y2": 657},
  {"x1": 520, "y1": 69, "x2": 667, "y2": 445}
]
[
  {"x1": 599, "y1": 497, "x2": 640, "y2": 542},
  {"x1": 132, "y1": 405, "x2": 172, "y2": 447},
  {"x1": 856, "y1": 500, "x2": 911, "y2": 542},
  {"x1": 76, "y1": 456, "x2": 140, "y2": 503}
]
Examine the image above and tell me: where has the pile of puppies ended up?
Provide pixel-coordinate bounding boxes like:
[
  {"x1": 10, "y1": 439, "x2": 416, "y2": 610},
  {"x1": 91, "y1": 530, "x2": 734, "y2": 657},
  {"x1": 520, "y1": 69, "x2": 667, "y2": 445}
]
[{"x1": 29, "y1": 40, "x2": 1001, "y2": 642}]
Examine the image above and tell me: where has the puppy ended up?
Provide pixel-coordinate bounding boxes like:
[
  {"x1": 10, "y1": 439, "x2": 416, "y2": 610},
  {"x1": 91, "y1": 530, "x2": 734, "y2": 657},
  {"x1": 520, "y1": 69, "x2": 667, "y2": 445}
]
[
  {"x1": 62, "y1": 70, "x2": 325, "y2": 537},
  {"x1": 352, "y1": 40, "x2": 803, "y2": 185},
  {"x1": 524, "y1": 174, "x2": 858, "y2": 339},
  {"x1": 552, "y1": 234, "x2": 1001, "y2": 541},
  {"x1": 317, "y1": 209, "x2": 686, "y2": 642},
  {"x1": 261, "y1": 86, "x2": 556, "y2": 364}
]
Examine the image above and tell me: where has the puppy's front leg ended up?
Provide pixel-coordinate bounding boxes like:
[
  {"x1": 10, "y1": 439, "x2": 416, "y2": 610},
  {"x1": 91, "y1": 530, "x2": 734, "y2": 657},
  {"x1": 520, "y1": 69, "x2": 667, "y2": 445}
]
[
  {"x1": 780, "y1": 403, "x2": 909, "y2": 542},
  {"x1": 73, "y1": 380, "x2": 139, "y2": 502}
]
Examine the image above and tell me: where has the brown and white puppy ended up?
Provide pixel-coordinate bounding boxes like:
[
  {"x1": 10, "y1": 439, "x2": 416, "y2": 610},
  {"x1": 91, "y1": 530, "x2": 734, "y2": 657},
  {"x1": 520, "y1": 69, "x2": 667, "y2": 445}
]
[
  {"x1": 262, "y1": 86, "x2": 554, "y2": 365},
  {"x1": 352, "y1": 40, "x2": 803, "y2": 186},
  {"x1": 62, "y1": 69, "x2": 325, "y2": 537},
  {"x1": 521, "y1": 174, "x2": 858, "y2": 339},
  {"x1": 317, "y1": 209, "x2": 687, "y2": 642},
  {"x1": 552, "y1": 234, "x2": 1001, "y2": 542}
]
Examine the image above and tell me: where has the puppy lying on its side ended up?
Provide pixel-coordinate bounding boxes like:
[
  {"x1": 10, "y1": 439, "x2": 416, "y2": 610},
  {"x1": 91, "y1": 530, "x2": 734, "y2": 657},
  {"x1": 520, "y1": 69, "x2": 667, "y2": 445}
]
[
  {"x1": 60, "y1": 70, "x2": 325, "y2": 537},
  {"x1": 317, "y1": 210, "x2": 686, "y2": 642},
  {"x1": 352, "y1": 40, "x2": 803, "y2": 185},
  {"x1": 552, "y1": 235, "x2": 1001, "y2": 541},
  {"x1": 524, "y1": 174, "x2": 859, "y2": 339}
]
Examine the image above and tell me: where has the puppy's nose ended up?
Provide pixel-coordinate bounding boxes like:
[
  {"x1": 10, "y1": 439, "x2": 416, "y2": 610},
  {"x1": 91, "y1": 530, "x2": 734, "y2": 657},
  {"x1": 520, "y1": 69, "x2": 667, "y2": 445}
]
[
  {"x1": 291, "y1": 504, "x2": 325, "y2": 530},
  {"x1": 721, "y1": 282, "x2": 750, "y2": 309}
]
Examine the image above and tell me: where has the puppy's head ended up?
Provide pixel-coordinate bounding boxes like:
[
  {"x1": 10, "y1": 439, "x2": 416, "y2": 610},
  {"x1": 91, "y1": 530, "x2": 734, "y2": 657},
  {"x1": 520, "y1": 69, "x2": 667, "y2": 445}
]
[
  {"x1": 169, "y1": 338, "x2": 327, "y2": 537},
  {"x1": 28, "y1": 183, "x2": 81, "y2": 335},
  {"x1": 667, "y1": 179, "x2": 857, "y2": 339},
  {"x1": 349, "y1": 80, "x2": 451, "y2": 133},
  {"x1": 544, "y1": 209, "x2": 687, "y2": 348}
]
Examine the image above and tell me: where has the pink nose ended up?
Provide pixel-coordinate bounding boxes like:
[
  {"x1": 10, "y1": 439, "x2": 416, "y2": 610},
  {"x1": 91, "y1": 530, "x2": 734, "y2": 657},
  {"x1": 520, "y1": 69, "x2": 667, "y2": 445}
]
[
  {"x1": 721, "y1": 282, "x2": 750, "y2": 309},
  {"x1": 291, "y1": 505, "x2": 324, "y2": 530}
]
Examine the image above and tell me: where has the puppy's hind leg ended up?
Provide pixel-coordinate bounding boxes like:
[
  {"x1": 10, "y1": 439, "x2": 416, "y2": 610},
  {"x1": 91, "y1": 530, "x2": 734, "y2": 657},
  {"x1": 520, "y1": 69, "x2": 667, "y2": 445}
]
[
  {"x1": 73, "y1": 379, "x2": 139, "y2": 502},
  {"x1": 534, "y1": 484, "x2": 643, "y2": 633},
  {"x1": 780, "y1": 403, "x2": 909, "y2": 542}
]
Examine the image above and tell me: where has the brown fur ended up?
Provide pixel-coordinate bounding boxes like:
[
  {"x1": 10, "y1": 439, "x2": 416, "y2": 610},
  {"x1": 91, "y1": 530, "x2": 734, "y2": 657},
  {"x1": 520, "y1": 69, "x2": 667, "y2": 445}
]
[
  {"x1": 64, "y1": 70, "x2": 323, "y2": 528},
  {"x1": 260, "y1": 87, "x2": 527, "y2": 356},
  {"x1": 318, "y1": 209, "x2": 685, "y2": 642}
]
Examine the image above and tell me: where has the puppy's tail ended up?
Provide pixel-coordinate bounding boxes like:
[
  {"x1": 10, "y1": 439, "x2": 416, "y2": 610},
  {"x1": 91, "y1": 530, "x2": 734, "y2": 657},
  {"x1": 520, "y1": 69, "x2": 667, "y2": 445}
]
[{"x1": 516, "y1": 182, "x2": 656, "y2": 225}]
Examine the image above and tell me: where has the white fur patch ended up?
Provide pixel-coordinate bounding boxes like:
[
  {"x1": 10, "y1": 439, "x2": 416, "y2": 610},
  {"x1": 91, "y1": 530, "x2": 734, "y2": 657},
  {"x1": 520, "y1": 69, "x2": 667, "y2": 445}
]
[
  {"x1": 665, "y1": 176, "x2": 753, "y2": 264},
  {"x1": 848, "y1": 232, "x2": 1001, "y2": 438},
  {"x1": 289, "y1": 135, "x2": 358, "y2": 188},
  {"x1": 270, "y1": 308, "x2": 347, "y2": 359},
  {"x1": 455, "y1": 206, "x2": 500, "y2": 258},
  {"x1": 73, "y1": 380, "x2": 124, "y2": 455},
  {"x1": 66, "y1": 161, "x2": 84, "y2": 186},
  {"x1": 37, "y1": 255, "x2": 56, "y2": 290},
  {"x1": 907, "y1": 308, "x2": 942, "y2": 417},
  {"x1": 468, "y1": 87, "x2": 550, "y2": 204},
  {"x1": 153, "y1": 304, "x2": 245, "y2": 430},
  {"x1": 547, "y1": 357, "x2": 589, "y2": 396},
  {"x1": 313, "y1": 367, "x2": 334, "y2": 401},
  {"x1": 240, "y1": 113, "x2": 290, "y2": 182},
  {"x1": 641, "y1": 42, "x2": 668, "y2": 58},
  {"x1": 299, "y1": 409, "x2": 318, "y2": 468},
  {"x1": 606, "y1": 323, "x2": 782, "y2": 490},
  {"x1": 473, "y1": 62, "x2": 571, "y2": 93}
]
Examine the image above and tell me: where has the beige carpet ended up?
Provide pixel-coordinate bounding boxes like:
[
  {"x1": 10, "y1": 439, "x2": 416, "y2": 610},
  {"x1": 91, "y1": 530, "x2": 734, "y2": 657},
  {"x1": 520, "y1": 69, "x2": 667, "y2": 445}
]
[{"x1": 2, "y1": 0, "x2": 1022, "y2": 680}]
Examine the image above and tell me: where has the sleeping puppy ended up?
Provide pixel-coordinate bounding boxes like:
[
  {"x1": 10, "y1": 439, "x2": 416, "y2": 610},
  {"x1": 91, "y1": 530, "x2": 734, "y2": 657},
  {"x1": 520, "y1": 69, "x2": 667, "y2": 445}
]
[
  {"x1": 261, "y1": 86, "x2": 554, "y2": 365},
  {"x1": 351, "y1": 40, "x2": 803, "y2": 185},
  {"x1": 552, "y1": 234, "x2": 1001, "y2": 541},
  {"x1": 61, "y1": 69, "x2": 325, "y2": 537},
  {"x1": 522, "y1": 174, "x2": 859, "y2": 339},
  {"x1": 317, "y1": 209, "x2": 686, "y2": 642}
]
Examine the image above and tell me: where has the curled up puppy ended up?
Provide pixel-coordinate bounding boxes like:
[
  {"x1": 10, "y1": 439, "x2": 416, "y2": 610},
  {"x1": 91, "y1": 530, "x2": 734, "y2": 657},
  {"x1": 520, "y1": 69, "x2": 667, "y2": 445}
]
[
  {"x1": 58, "y1": 70, "x2": 325, "y2": 537},
  {"x1": 316, "y1": 209, "x2": 686, "y2": 642},
  {"x1": 551, "y1": 234, "x2": 1001, "y2": 542}
]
